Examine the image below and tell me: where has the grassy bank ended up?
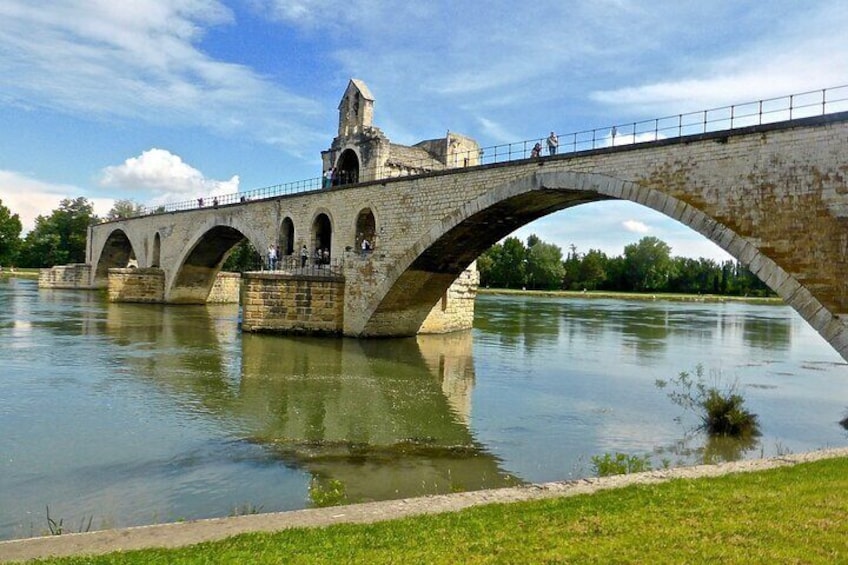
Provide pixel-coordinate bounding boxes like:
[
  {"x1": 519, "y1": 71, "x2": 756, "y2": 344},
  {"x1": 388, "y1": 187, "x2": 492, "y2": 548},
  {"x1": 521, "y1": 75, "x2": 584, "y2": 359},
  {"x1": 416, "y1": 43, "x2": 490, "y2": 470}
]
[
  {"x1": 35, "y1": 456, "x2": 848, "y2": 564},
  {"x1": 478, "y1": 287, "x2": 782, "y2": 305},
  {"x1": 0, "y1": 268, "x2": 39, "y2": 280}
]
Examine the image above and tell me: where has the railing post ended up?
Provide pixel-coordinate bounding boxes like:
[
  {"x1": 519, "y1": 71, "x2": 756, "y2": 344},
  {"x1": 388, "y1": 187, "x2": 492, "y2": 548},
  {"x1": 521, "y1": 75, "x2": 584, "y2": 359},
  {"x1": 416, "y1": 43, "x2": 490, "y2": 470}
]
[
  {"x1": 789, "y1": 94, "x2": 794, "y2": 120},
  {"x1": 822, "y1": 88, "x2": 827, "y2": 115},
  {"x1": 678, "y1": 114, "x2": 682, "y2": 137},
  {"x1": 730, "y1": 104, "x2": 735, "y2": 129},
  {"x1": 758, "y1": 100, "x2": 763, "y2": 125}
]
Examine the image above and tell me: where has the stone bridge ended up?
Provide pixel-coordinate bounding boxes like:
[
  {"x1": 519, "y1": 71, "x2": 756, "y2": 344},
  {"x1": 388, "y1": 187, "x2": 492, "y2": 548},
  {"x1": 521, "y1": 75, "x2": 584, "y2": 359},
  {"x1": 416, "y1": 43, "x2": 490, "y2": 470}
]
[{"x1": 76, "y1": 110, "x2": 848, "y2": 360}]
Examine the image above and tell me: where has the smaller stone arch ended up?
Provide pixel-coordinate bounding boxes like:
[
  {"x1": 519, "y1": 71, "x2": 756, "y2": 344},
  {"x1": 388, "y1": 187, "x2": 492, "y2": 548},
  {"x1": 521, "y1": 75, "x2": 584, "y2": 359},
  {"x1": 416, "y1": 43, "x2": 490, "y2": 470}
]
[
  {"x1": 95, "y1": 228, "x2": 135, "y2": 282},
  {"x1": 151, "y1": 232, "x2": 162, "y2": 268},
  {"x1": 336, "y1": 148, "x2": 359, "y2": 186},
  {"x1": 355, "y1": 208, "x2": 376, "y2": 252},
  {"x1": 280, "y1": 217, "x2": 295, "y2": 256},
  {"x1": 312, "y1": 212, "x2": 333, "y2": 264}
]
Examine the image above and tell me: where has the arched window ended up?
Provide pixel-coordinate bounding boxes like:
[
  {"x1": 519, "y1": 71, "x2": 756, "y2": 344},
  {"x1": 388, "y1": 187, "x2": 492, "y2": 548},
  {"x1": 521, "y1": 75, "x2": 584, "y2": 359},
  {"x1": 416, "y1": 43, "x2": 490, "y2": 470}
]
[
  {"x1": 152, "y1": 232, "x2": 161, "y2": 267},
  {"x1": 336, "y1": 149, "x2": 359, "y2": 186},
  {"x1": 355, "y1": 208, "x2": 376, "y2": 251},
  {"x1": 280, "y1": 217, "x2": 295, "y2": 256},
  {"x1": 312, "y1": 213, "x2": 332, "y2": 263}
]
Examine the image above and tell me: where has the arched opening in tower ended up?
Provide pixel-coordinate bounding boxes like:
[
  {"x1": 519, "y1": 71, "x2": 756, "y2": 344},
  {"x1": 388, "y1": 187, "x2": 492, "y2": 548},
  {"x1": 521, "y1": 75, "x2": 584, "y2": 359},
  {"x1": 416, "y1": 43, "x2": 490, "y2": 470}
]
[{"x1": 336, "y1": 149, "x2": 360, "y2": 186}]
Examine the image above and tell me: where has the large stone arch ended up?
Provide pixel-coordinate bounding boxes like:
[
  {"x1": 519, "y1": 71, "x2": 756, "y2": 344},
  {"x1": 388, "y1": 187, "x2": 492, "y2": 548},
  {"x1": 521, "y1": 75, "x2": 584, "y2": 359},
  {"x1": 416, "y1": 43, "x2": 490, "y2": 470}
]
[
  {"x1": 168, "y1": 225, "x2": 248, "y2": 303},
  {"x1": 93, "y1": 228, "x2": 138, "y2": 285},
  {"x1": 358, "y1": 170, "x2": 848, "y2": 360}
]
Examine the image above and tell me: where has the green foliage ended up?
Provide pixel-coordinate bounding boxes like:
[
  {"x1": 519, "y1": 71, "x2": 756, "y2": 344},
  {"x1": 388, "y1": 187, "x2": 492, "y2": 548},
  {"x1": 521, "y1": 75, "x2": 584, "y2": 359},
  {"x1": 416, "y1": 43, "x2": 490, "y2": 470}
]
[
  {"x1": 480, "y1": 234, "x2": 771, "y2": 296},
  {"x1": 222, "y1": 240, "x2": 262, "y2": 272},
  {"x1": 525, "y1": 238, "x2": 564, "y2": 290},
  {"x1": 0, "y1": 198, "x2": 22, "y2": 266},
  {"x1": 106, "y1": 199, "x2": 145, "y2": 220},
  {"x1": 308, "y1": 478, "x2": 347, "y2": 508},
  {"x1": 623, "y1": 236, "x2": 674, "y2": 291},
  {"x1": 656, "y1": 364, "x2": 760, "y2": 438},
  {"x1": 18, "y1": 197, "x2": 98, "y2": 268},
  {"x1": 590, "y1": 452, "x2": 652, "y2": 477}
]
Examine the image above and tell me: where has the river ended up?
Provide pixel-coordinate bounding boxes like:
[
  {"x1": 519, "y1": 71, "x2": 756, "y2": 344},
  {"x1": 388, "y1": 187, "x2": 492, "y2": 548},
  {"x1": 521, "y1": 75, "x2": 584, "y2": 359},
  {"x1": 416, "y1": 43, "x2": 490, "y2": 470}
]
[{"x1": 1, "y1": 278, "x2": 846, "y2": 540}]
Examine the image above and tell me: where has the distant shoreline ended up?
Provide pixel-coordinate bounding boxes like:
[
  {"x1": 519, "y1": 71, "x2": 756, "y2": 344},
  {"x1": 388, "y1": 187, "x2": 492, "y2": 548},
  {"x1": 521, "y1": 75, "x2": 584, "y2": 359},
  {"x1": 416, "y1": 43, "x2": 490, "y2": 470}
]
[{"x1": 477, "y1": 287, "x2": 782, "y2": 305}]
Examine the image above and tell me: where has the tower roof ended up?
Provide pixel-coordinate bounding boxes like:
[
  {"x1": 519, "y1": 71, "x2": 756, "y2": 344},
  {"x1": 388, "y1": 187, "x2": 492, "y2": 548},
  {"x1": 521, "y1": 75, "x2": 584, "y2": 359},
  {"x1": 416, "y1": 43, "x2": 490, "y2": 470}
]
[{"x1": 348, "y1": 78, "x2": 374, "y2": 101}]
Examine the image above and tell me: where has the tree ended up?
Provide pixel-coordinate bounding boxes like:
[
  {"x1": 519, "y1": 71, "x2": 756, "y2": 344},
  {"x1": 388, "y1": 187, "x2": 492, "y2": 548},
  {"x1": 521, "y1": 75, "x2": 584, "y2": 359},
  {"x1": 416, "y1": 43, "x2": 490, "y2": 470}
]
[
  {"x1": 578, "y1": 249, "x2": 608, "y2": 290},
  {"x1": 18, "y1": 197, "x2": 98, "y2": 267},
  {"x1": 525, "y1": 237, "x2": 564, "y2": 290},
  {"x1": 0, "y1": 199, "x2": 22, "y2": 266},
  {"x1": 106, "y1": 199, "x2": 145, "y2": 220},
  {"x1": 479, "y1": 237, "x2": 527, "y2": 288},
  {"x1": 623, "y1": 236, "x2": 674, "y2": 291}
]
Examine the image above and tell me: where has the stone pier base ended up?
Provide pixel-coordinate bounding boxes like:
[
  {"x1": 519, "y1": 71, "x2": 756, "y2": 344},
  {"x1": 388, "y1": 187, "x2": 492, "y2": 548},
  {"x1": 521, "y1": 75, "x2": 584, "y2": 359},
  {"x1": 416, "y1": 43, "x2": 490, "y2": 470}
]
[
  {"x1": 38, "y1": 264, "x2": 93, "y2": 289},
  {"x1": 241, "y1": 272, "x2": 345, "y2": 335}
]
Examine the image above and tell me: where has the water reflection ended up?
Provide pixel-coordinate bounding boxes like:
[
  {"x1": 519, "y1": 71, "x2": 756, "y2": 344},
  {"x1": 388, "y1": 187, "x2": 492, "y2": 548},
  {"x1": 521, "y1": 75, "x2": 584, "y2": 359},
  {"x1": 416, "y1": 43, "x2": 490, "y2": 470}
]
[
  {"x1": 104, "y1": 302, "x2": 518, "y2": 502},
  {"x1": 238, "y1": 332, "x2": 519, "y2": 502}
]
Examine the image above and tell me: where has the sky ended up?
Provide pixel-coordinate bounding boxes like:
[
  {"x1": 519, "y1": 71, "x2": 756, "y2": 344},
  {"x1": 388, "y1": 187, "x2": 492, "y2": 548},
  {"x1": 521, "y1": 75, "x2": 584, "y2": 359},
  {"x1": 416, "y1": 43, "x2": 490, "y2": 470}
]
[{"x1": 2, "y1": 1, "x2": 848, "y2": 261}]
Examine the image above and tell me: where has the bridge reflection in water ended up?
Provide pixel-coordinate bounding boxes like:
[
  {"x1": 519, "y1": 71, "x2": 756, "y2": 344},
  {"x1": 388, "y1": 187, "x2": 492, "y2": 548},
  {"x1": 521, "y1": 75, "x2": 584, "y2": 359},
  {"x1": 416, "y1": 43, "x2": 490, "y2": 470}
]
[{"x1": 104, "y1": 302, "x2": 520, "y2": 504}]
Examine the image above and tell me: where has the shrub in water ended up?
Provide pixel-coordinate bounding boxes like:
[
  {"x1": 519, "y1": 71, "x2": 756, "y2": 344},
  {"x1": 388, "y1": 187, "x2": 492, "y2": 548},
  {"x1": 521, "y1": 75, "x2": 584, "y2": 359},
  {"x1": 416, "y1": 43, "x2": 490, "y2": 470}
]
[{"x1": 656, "y1": 364, "x2": 760, "y2": 439}]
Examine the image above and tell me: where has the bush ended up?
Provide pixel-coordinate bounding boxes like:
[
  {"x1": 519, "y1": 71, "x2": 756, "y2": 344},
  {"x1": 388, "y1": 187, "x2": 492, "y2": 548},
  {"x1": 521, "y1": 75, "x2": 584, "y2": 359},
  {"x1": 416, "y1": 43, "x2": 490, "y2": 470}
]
[{"x1": 656, "y1": 364, "x2": 760, "y2": 439}]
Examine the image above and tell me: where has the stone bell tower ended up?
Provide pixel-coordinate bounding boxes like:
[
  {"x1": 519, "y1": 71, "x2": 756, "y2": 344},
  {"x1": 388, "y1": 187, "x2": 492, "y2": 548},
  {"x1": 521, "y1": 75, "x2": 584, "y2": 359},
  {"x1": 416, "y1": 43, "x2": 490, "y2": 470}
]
[
  {"x1": 322, "y1": 79, "x2": 480, "y2": 186},
  {"x1": 338, "y1": 79, "x2": 375, "y2": 137}
]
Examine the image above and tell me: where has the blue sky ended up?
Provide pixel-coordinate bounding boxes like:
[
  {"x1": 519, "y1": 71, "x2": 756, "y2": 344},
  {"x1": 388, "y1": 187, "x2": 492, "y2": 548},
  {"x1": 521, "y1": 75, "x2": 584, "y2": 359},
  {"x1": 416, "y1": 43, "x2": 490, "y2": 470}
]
[{"x1": 2, "y1": 1, "x2": 847, "y2": 261}]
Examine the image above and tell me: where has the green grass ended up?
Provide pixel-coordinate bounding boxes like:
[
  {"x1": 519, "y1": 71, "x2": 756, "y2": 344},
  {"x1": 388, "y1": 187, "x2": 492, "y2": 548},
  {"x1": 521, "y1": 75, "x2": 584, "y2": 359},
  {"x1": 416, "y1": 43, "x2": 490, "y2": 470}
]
[
  {"x1": 35, "y1": 457, "x2": 848, "y2": 564},
  {"x1": 0, "y1": 268, "x2": 39, "y2": 279}
]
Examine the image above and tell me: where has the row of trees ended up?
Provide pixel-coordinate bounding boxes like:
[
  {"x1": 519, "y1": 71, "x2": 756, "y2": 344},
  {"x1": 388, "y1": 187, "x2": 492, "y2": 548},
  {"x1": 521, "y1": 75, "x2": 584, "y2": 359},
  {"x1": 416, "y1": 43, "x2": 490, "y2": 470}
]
[
  {"x1": 478, "y1": 235, "x2": 772, "y2": 296},
  {"x1": 0, "y1": 197, "x2": 143, "y2": 268},
  {"x1": 0, "y1": 196, "x2": 770, "y2": 297}
]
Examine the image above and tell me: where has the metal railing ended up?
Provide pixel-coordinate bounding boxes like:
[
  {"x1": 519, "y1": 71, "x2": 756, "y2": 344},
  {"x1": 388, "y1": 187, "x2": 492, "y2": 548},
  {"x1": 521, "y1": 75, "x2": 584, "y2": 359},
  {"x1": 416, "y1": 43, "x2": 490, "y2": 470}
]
[
  {"x1": 258, "y1": 255, "x2": 344, "y2": 277},
  {"x1": 129, "y1": 84, "x2": 848, "y2": 218}
]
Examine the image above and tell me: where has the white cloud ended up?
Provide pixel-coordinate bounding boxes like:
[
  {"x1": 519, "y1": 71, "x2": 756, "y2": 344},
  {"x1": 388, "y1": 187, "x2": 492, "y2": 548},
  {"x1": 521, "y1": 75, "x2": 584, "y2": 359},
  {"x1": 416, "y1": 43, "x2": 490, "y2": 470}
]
[
  {"x1": 99, "y1": 148, "x2": 239, "y2": 206},
  {"x1": 622, "y1": 220, "x2": 650, "y2": 234},
  {"x1": 0, "y1": 171, "x2": 112, "y2": 233},
  {"x1": 0, "y1": 0, "x2": 323, "y2": 152}
]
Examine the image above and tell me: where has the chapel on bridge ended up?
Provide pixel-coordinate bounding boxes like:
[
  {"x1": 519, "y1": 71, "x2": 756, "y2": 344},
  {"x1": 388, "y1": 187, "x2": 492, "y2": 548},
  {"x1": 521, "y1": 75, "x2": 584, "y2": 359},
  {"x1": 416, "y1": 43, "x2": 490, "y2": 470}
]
[{"x1": 321, "y1": 79, "x2": 480, "y2": 185}]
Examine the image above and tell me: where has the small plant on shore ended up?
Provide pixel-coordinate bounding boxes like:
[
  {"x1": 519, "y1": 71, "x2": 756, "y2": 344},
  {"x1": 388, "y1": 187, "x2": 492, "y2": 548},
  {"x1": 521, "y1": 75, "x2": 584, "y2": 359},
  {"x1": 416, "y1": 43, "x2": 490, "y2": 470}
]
[
  {"x1": 591, "y1": 452, "x2": 652, "y2": 477},
  {"x1": 45, "y1": 505, "x2": 93, "y2": 536},
  {"x1": 656, "y1": 364, "x2": 760, "y2": 438},
  {"x1": 230, "y1": 503, "x2": 264, "y2": 517},
  {"x1": 309, "y1": 478, "x2": 347, "y2": 508}
]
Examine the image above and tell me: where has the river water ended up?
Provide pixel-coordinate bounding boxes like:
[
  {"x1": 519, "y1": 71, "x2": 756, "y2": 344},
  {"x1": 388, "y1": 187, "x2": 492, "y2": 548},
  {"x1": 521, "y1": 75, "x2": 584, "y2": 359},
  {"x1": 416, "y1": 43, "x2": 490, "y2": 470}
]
[{"x1": 1, "y1": 279, "x2": 846, "y2": 540}]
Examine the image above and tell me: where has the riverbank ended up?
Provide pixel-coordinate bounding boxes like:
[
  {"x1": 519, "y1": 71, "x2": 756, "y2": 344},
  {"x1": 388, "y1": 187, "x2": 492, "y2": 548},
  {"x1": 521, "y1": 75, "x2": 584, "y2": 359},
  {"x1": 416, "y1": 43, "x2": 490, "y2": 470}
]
[
  {"x1": 2, "y1": 447, "x2": 846, "y2": 563},
  {"x1": 0, "y1": 269, "x2": 38, "y2": 280},
  {"x1": 478, "y1": 287, "x2": 782, "y2": 305}
]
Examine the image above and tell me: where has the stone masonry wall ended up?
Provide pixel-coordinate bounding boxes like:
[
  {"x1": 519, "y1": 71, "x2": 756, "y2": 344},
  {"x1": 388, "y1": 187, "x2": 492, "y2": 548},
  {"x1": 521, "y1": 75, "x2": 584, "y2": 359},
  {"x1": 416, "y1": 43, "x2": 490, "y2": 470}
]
[
  {"x1": 107, "y1": 268, "x2": 165, "y2": 303},
  {"x1": 418, "y1": 263, "x2": 479, "y2": 334},
  {"x1": 207, "y1": 272, "x2": 241, "y2": 304},
  {"x1": 242, "y1": 272, "x2": 344, "y2": 335},
  {"x1": 38, "y1": 264, "x2": 93, "y2": 289}
]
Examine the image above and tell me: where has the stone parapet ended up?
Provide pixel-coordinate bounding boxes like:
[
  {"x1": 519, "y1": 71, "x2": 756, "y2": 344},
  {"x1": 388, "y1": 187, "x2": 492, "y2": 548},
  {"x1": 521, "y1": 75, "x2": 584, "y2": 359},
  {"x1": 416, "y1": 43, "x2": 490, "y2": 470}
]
[
  {"x1": 242, "y1": 272, "x2": 344, "y2": 335},
  {"x1": 107, "y1": 268, "x2": 165, "y2": 303},
  {"x1": 38, "y1": 264, "x2": 93, "y2": 289}
]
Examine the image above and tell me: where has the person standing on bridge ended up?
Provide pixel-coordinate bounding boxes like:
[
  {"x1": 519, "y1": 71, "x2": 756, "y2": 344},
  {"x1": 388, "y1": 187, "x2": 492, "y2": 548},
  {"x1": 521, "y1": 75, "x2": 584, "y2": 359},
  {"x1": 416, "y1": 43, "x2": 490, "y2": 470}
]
[
  {"x1": 531, "y1": 142, "x2": 542, "y2": 158},
  {"x1": 300, "y1": 245, "x2": 308, "y2": 268},
  {"x1": 267, "y1": 244, "x2": 277, "y2": 270},
  {"x1": 547, "y1": 131, "x2": 559, "y2": 155}
]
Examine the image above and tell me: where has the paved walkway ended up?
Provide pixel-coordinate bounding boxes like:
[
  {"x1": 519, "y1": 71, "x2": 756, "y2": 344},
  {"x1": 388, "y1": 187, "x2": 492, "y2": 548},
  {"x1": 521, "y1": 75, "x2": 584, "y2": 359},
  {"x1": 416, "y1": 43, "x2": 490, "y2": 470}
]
[{"x1": 2, "y1": 448, "x2": 847, "y2": 563}]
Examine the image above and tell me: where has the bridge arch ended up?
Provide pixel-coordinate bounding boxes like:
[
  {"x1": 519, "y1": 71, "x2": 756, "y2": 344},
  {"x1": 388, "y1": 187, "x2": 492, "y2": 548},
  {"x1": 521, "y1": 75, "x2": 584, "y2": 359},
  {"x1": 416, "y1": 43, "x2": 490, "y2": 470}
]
[
  {"x1": 168, "y1": 225, "x2": 248, "y2": 303},
  {"x1": 93, "y1": 228, "x2": 138, "y2": 284},
  {"x1": 359, "y1": 170, "x2": 842, "y2": 357}
]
